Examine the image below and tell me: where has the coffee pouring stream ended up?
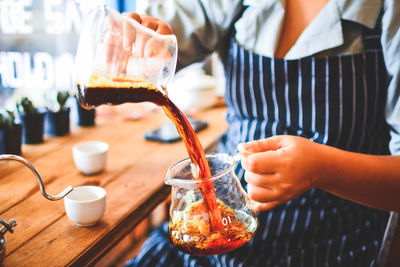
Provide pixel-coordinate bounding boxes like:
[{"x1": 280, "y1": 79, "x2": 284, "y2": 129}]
[
  {"x1": 0, "y1": 154, "x2": 73, "y2": 265},
  {"x1": 74, "y1": 4, "x2": 258, "y2": 256}
]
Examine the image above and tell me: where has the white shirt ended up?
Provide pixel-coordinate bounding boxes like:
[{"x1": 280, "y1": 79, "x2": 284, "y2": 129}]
[{"x1": 147, "y1": 0, "x2": 400, "y2": 155}]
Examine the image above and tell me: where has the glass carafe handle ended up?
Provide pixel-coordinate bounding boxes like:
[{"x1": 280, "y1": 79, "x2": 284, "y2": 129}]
[{"x1": 232, "y1": 153, "x2": 261, "y2": 210}]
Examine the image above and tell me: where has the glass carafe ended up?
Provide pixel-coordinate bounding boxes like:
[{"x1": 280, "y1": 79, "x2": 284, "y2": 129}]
[
  {"x1": 74, "y1": 4, "x2": 178, "y2": 109},
  {"x1": 166, "y1": 153, "x2": 259, "y2": 255}
]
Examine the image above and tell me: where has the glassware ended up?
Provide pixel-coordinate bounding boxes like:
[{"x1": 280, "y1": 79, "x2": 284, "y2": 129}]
[
  {"x1": 166, "y1": 153, "x2": 259, "y2": 255},
  {"x1": 74, "y1": 4, "x2": 178, "y2": 109}
]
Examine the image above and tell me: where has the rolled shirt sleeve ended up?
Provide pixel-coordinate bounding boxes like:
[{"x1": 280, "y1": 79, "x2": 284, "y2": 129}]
[{"x1": 381, "y1": 0, "x2": 400, "y2": 155}]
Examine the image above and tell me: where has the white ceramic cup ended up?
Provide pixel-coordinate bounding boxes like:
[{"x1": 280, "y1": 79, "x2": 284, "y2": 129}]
[
  {"x1": 72, "y1": 141, "x2": 109, "y2": 175},
  {"x1": 64, "y1": 185, "x2": 106, "y2": 227}
]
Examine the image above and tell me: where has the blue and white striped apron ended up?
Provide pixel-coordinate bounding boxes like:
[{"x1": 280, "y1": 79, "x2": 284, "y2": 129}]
[{"x1": 126, "y1": 20, "x2": 390, "y2": 267}]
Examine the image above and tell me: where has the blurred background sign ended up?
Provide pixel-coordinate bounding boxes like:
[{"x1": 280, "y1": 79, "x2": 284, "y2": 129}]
[{"x1": 0, "y1": 0, "x2": 137, "y2": 109}]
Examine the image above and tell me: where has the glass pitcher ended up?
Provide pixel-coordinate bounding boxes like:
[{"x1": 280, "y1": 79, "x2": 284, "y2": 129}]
[
  {"x1": 74, "y1": 4, "x2": 178, "y2": 109},
  {"x1": 166, "y1": 153, "x2": 259, "y2": 256}
]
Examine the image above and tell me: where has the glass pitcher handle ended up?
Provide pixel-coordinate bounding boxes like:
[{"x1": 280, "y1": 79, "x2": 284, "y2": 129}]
[{"x1": 232, "y1": 153, "x2": 262, "y2": 211}]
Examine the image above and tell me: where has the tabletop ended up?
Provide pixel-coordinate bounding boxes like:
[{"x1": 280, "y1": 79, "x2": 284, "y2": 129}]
[{"x1": 0, "y1": 104, "x2": 227, "y2": 266}]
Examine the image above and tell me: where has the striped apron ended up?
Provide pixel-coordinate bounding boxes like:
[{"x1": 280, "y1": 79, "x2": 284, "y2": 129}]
[{"x1": 126, "y1": 20, "x2": 390, "y2": 267}]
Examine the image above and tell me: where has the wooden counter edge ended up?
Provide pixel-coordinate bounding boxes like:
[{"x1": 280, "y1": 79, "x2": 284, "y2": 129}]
[{"x1": 68, "y1": 184, "x2": 170, "y2": 267}]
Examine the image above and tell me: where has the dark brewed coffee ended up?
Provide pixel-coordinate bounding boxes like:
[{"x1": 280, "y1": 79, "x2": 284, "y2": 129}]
[
  {"x1": 77, "y1": 75, "x2": 224, "y2": 230},
  {"x1": 168, "y1": 200, "x2": 256, "y2": 255}
]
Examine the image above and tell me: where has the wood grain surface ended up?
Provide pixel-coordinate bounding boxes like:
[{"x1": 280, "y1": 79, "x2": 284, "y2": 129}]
[{"x1": 0, "y1": 104, "x2": 227, "y2": 266}]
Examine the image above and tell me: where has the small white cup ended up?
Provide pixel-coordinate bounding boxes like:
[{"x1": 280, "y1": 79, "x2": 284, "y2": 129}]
[
  {"x1": 64, "y1": 185, "x2": 106, "y2": 227},
  {"x1": 73, "y1": 141, "x2": 109, "y2": 175}
]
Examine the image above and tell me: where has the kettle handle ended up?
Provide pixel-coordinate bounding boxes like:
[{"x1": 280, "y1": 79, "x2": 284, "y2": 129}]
[{"x1": 0, "y1": 154, "x2": 73, "y2": 201}]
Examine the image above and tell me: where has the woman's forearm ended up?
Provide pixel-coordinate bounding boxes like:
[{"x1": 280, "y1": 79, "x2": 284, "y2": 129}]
[{"x1": 316, "y1": 145, "x2": 400, "y2": 211}]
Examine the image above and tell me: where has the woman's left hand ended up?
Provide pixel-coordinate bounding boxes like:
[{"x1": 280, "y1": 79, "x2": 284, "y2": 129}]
[{"x1": 238, "y1": 135, "x2": 325, "y2": 211}]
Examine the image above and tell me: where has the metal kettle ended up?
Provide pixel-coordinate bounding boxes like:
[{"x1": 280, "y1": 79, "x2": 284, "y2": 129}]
[
  {"x1": 0, "y1": 218, "x2": 16, "y2": 266},
  {"x1": 0, "y1": 154, "x2": 73, "y2": 266}
]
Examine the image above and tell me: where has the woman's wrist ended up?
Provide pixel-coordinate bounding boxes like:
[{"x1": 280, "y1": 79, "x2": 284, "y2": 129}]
[
  {"x1": 309, "y1": 142, "x2": 356, "y2": 192},
  {"x1": 299, "y1": 139, "x2": 333, "y2": 191}
]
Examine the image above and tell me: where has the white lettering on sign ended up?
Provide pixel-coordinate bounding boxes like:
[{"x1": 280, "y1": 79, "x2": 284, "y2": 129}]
[
  {"x1": 0, "y1": 0, "x2": 33, "y2": 34},
  {"x1": 45, "y1": 0, "x2": 82, "y2": 34},
  {"x1": 64, "y1": 0, "x2": 82, "y2": 33},
  {"x1": 54, "y1": 53, "x2": 74, "y2": 89},
  {"x1": 34, "y1": 52, "x2": 55, "y2": 89},
  {"x1": 0, "y1": 0, "x2": 84, "y2": 95},
  {"x1": 0, "y1": 51, "x2": 75, "y2": 90},
  {"x1": 0, "y1": 0, "x2": 82, "y2": 35},
  {"x1": 44, "y1": 0, "x2": 63, "y2": 34},
  {"x1": 3, "y1": 52, "x2": 24, "y2": 87},
  {"x1": 19, "y1": 0, "x2": 32, "y2": 33}
]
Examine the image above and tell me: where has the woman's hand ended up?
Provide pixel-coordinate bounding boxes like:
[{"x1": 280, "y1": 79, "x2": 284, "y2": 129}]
[
  {"x1": 123, "y1": 13, "x2": 173, "y2": 58},
  {"x1": 103, "y1": 12, "x2": 173, "y2": 74},
  {"x1": 238, "y1": 135, "x2": 325, "y2": 211},
  {"x1": 125, "y1": 13, "x2": 173, "y2": 35},
  {"x1": 239, "y1": 135, "x2": 400, "y2": 212}
]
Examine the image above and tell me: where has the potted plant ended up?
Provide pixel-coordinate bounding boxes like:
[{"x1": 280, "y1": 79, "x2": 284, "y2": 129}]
[
  {"x1": 75, "y1": 96, "x2": 96, "y2": 127},
  {"x1": 16, "y1": 97, "x2": 45, "y2": 144},
  {"x1": 45, "y1": 91, "x2": 71, "y2": 136},
  {"x1": 0, "y1": 110, "x2": 22, "y2": 155}
]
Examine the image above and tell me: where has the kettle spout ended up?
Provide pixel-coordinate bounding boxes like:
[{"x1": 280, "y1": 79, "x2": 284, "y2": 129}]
[{"x1": 0, "y1": 154, "x2": 73, "y2": 201}]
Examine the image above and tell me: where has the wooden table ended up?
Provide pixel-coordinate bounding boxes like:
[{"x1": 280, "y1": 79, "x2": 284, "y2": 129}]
[{"x1": 0, "y1": 104, "x2": 227, "y2": 266}]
